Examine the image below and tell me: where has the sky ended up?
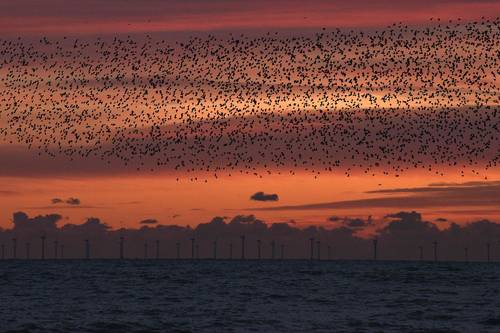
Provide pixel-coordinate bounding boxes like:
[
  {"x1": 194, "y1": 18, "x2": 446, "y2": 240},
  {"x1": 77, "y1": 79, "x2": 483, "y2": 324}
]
[
  {"x1": 1, "y1": 0, "x2": 499, "y2": 35},
  {"x1": 0, "y1": 0, "x2": 499, "y2": 241}
]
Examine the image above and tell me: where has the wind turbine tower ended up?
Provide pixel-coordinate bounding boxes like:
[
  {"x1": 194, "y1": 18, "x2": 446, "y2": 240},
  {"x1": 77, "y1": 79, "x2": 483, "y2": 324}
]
[
  {"x1": 41, "y1": 234, "x2": 46, "y2": 260},
  {"x1": 12, "y1": 238, "x2": 17, "y2": 259},
  {"x1": 309, "y1": 237, "x2": 314, "y2": 260},
  {"x1": 240, "y1": 235, "x2": 245, "y2": 260}
]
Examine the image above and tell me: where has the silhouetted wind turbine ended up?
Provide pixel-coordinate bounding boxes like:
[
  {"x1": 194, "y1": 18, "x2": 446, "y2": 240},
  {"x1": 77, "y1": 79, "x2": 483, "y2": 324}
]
[
  {"x1": 144, "y1": 241, "x2": 148, "y2": 259},
  {"x1": 309, "y1": 237, "x2": 314, "y2": 260},
  {"x1": 280, "y1": 244, "x2": 285, "y2": 260},
  {"x1": 41, "y1": 234, "x2": 46, "y2": 260},
  {"x1": 155, "y1": 240, "x2": 160, "y2": 259},
  {"x1": 229, "y1": 242, "x2": 233, "y2": 260},
  {"x1": 60, "y1": 244, "x2": 64, "y2": 259},
  {"x1": 1, "y1": 244, "x2": 4, "y2": 260},
  {"x1": 176, "y1": 242, "x2": 180, "y2": 259},
  {"x1": 85, "y1": 239, "x2": 90, "y2": 259},
  {"x1": 213, "y1": 240, "x2": 217, "y2": 259},
  {"x1": 464, "y1": 247, "x2": 469, "y2": 262},
  {"x1": 487, "y1": 242, "x2": 491, "y2": 262},
  {"x1": 191, "y1": 238, "x2": 195, "y2": 260},
  {"x1": 26, "y1": 242, "x2": 30, "y2": 260},
  {"x1": 196, "y1": 243, "x2": 199, "y2": 259},
  {"x1": 12, "y1": 237, "x2": 17, "y2": 259},
  {"x1": 419, "y1": 246, "x2": 423, "y2": 261},
  {"x1": 327, "y1": 245, "x2": 331, "y2": 260},
  {"x1": 316, "y1": 240, "x2": 321, "y2": 260},
  {"x1": 54, "y1": 240, "x2": 58, "y2": 259},
  {"x1": 373, "y1": 238, "x2": 378, "y2": 261},
  {"x1": 271, "y1": 240, "x2": 276, "y2": 259},
  {"x1": 241, "y1": 235, "x2": 245, "y2": 260},
  {"x1": 119, "y1": 235, "x2": 124, "y2": 259},
  {"x1": 257, "y1": 239, "x2": 261, "y2": 260},
  {"x1": 433, "y1": 241, "x2": 438, "y2": 262}
]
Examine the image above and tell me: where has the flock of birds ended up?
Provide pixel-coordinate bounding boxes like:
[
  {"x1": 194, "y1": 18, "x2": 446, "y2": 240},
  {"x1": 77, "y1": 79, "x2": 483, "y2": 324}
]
[{"x1": 0, "y1": 18, "x2": 498, "y2": 180}]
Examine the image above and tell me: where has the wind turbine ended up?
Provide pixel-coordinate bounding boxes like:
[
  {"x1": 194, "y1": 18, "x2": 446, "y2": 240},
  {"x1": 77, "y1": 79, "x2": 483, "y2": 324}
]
[
  {"x1": 240, "y1": 235, "x2": 245, "y2": 260},
  {"x1": 85, "y1": 239, "x2": 90, "y2": 259},
  {"x1": 271, "y1": 240, "x2": 276, "y2": 260},
  {"x1": 213, "y1": 240, "x2": 217, "y2": 260},
  {"x1": 41, "y1": 234, "x2": 46, "y2": 260},
  {"x1": 191, "y1": 238, "x2": 195, "y2": 260},
  {"x1": 119, "y1": 222, "x2": 125, "y2": 259},
  {"x1": 155, "y1": 240, "x2": 160, "y2": 260},
  {"x1": 373, "y1": 238, "x2": 378, "y2": 261},
  {"x1": 309, "y1": 237, "x2": 314, "y2": 260},
  {"x1": 12, "y1": 237, "x2": 17, "y2": 259},
  {"x1": 119, "y1": 235, "x2": 124, "y2": 259},
  {"x1": 433, "y1": 241, "x2": 438, "y2": 262},
  {"x1": 487, "y1": 242, "x2": 491, "y2": 262},
  {"x1": 257, "y1": 240, "x2": 261, "y2": 260},
  {"x1": 54, "y1": 240, "x2": 58, "y2": 259}
]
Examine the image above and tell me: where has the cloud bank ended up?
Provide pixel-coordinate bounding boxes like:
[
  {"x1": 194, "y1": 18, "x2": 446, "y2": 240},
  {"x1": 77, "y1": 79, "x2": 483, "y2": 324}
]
[{"x1": 1, "y1": 210, "x2": 498, "y2": 261}]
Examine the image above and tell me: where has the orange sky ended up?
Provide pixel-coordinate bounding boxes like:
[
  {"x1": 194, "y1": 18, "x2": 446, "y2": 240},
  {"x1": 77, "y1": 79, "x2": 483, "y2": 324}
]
[
  {"x1": 0, "y1": 0, "x2": 498, "y2": 232},
  {"x1": 1, "y1": 168, "x2": 499, "y2": 232}
]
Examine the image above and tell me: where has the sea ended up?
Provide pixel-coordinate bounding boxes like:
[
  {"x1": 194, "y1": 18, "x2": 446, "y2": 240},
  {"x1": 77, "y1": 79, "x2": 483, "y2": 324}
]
[{"x1": 0, "y1": 260, "x2": 499, "y2": 332}]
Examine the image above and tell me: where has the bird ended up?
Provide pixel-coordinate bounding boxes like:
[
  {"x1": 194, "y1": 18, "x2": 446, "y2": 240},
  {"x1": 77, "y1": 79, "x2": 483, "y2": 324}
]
[{"x1": 0, "y1": 18, "x2": 497, "y2": 181}]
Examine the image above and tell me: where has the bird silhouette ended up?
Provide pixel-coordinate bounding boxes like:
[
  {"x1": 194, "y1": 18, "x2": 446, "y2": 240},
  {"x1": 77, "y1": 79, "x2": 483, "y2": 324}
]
[{"x1": 0, "y1": 18, "x2": 497, "y2": 180}]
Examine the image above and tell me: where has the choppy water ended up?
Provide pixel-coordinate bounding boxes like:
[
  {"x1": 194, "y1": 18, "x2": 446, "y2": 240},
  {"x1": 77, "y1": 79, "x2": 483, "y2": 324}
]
[{"x1": 1, "y1": 260, "x2": 499, "y2": 332}]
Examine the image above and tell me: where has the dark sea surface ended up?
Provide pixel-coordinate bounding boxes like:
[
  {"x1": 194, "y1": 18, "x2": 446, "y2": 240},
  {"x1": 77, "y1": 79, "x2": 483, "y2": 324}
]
[{"x1": 1, "y1": 260, "x2": 499, "y2": 332}]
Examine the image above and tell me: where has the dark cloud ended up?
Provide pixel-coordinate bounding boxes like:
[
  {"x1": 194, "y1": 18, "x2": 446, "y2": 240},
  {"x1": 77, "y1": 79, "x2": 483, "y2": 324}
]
[
  {"x1": 345, "y1": 216, "x2": 374, "y2": 229},
  {"x1": 366, "y1": 180, "x2": 500, "y2": 194},
  {"x1": 12, "y1": 211, "x2": 62, "y2": 233},
  {"x1": 51, "y1": 197, "x2": 81, "y2": 205},
  {"x1": 250, "y1": 192, "x2": 279, "y2": 202},
  {"x1": 379, "y1": 211, "x2": 440, "y2": 239},
  {"x1": 428, "y1": 180, "x2": 500, "y2": 187},
  {"x1": 385, "y1": 211, "x2": 422, "y2": 223},
  {"x1": 327, "y1": 215, "x2": 373, "y2": 229},
  {"x1": 66, "y1": 197, "x2": 80, "y2": 205},
  {"x1": 140, "y1": 219, "x2": 158, "y2": 225},
  {"x1": 435, "y1": 217, "x2": 448, "y2": 222},
  {"x1": 62, "y1": 217, "x2": 111, "y2": 233},
  {"x1": 253, "y1": 181, "x2": 500, "y2": 211}
]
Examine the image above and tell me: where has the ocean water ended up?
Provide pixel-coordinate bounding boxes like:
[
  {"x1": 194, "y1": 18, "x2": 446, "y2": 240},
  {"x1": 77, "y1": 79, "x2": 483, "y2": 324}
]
[{"x1": 0, "y1": 260, "x2": 499, "y2": 332}]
